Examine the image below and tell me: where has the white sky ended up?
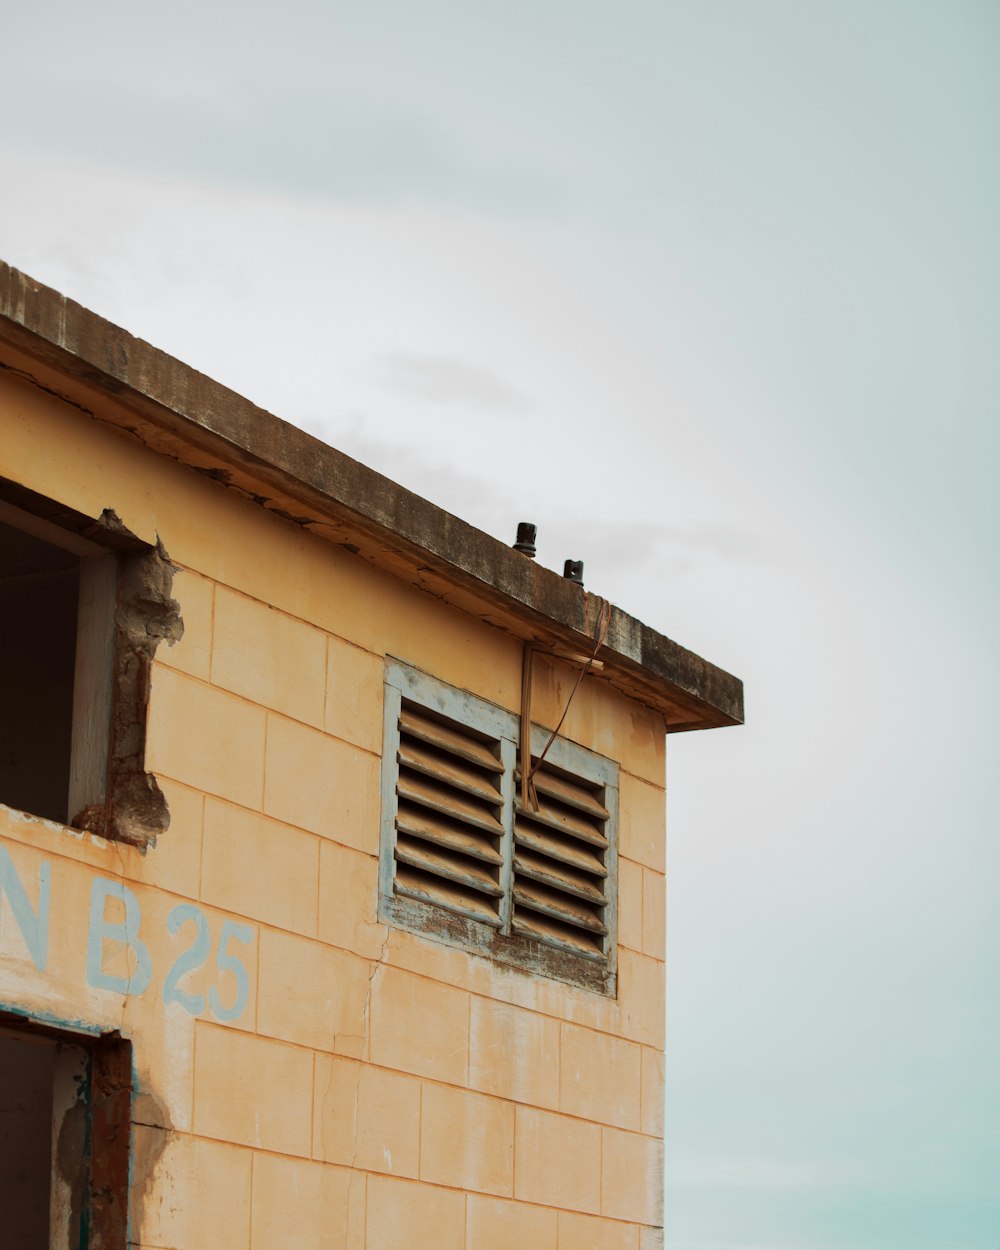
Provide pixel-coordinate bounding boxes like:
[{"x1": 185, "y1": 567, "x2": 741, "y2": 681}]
[{"x1": 3, "y1": 2, "x2": 998, "y2": 1245}]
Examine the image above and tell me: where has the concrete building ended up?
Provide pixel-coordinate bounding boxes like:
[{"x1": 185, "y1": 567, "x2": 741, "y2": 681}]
[{"x1": 0, "y1": 261, "x2": 742, "y2": 1250}]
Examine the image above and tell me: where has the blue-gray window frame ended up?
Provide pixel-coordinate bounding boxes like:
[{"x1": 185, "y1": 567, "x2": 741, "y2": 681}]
[{"x1": 379, "y1": 659, "x2": 620, "y2": 996}]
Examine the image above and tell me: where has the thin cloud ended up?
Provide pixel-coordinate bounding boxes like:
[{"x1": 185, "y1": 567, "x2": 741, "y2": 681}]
[{"x1": 298, "y1": 415, "x2": 775, "y2": 584}]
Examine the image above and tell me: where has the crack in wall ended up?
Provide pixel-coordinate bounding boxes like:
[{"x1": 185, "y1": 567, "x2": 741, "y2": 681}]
[
  {"x1": 338, "y1": 923, "x2": 391, "y2": 1234},
  {"x1": 0, "y1": 359, "x2": 100, "y2": 423}
]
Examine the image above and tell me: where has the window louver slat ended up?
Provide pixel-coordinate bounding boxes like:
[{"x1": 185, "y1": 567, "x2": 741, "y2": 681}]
[
  {"x1": 395, "y1": 867, "x2": 504, "y2": 927},
  {"x1": 400, "y1": 707, "x2": 503, "y2": 774},
  {"x1": 395, "y1": 839, "x2": 503, "y2": 896},
  {"x1": 511, "y1": 908, "x2": 606, "y2": 961},
  {"x1": 513, "y1": 823, "x2": 608, "y2": 877},
  {"x1": 512, "y1": 792, "x2": 608, "y2": 848},
  {"x1": 529, "y1": 769, "x2": 610, "y2": 820},
  {"x1": 397, "y1": 771, "x2": 504, "y2": 836},
  {"x1": 396, "y1": 803, "x2": 503, "y2": 865},
  {"x1": 394, "y1": 698, "x2": 505, "y2": 925},
  {"x1": 513, "y1": 878, "x2": 607, "y2": 934},
  {"x1": 398, "y1": 737, "x2": 501, "y2": 802},
  {"x1": 513, "y1": 847, "x2": 607, "y2": 905}
]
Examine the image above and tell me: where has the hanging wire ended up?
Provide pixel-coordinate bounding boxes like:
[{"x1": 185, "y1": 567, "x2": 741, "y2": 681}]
[{"x1": 518, "y1": 597, "x2": 612, "y2": 812}]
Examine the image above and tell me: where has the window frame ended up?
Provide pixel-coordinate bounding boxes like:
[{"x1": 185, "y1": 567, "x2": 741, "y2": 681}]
[
  {"x1": 0, "y1": 478, "x2": 178, "y2": 846},
  {"x1": 379, "y1": 660, "x2": 619, "y2": 996},
  {"x1": 0, "y1": 498, "x2": 117, "y2": 826}
]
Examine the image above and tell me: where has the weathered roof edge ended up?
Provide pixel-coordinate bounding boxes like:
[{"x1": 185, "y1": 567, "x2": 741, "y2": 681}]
[{"x1": 0, "y1": 261, "x2": 743, "y2": 731}]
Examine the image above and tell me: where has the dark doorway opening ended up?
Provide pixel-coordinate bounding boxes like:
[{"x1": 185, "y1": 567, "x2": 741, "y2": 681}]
[{"x1": 0, "y1": 1015, "x2": 132, "y2": 1250}]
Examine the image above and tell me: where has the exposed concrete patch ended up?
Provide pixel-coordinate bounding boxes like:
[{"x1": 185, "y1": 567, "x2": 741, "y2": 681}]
[{"x1": 73, "y1": 516, "x2": 183, "y2": 848}]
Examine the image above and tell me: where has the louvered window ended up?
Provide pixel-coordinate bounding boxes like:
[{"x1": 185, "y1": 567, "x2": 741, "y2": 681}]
[
  {"x1": 512, "y1": 758, "x2": 611, "y2": 962},
  {"x1": 394, "y1": 702, "x2": 507, "y2": 927},
  {"x1": 380, "y1": 662, "x2": 619, "y2": 995}
]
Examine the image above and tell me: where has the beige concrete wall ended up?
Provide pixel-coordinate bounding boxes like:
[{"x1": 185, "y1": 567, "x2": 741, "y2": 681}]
[{"x1": 0, "y1": 365, "x2": 666, "y2": 1249}]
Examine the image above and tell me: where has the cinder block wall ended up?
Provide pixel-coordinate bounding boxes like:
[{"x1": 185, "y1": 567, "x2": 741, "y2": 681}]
[{"x1": 0, "y1": 365, "x2": 666, "y2": 1250}]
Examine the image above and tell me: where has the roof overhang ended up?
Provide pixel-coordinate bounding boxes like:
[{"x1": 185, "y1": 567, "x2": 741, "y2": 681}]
[{"x1": 0, "y1": 261, "x2": 743, "y2": 732}]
